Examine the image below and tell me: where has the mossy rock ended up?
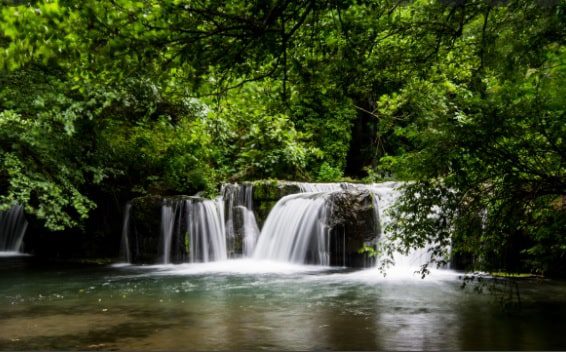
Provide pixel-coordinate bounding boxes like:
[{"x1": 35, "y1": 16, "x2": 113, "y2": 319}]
[
  {"x1": 251, "y1": 180, "x2": 302, "y2": 201},
  {"x1": 249, "y1": 180, "x2": 302, "y2": 226}
]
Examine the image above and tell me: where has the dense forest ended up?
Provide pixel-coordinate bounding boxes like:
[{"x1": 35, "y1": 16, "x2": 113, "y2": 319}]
[{"x1": 0, "y1": 0, "x2": 564, "y2": 275}]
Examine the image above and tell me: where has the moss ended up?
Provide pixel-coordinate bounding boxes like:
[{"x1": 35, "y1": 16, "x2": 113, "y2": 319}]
[
  {"x1": 254, "y1": 201, "x2": 277, "y2": 228},
  {"x1": 251, "y1": 180, "x2": 301, "y2": 202},
  {"x1": 184, "y1": 231, "x2": 190, "y2": 254},
  {"x1": 248, "y1": 180, "x2": 301, "y2": 226}
]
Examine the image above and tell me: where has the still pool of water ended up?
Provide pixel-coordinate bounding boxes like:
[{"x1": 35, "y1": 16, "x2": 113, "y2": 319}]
[{"x1": 1, "y1": 257, "x2": 566, "y2": 350}]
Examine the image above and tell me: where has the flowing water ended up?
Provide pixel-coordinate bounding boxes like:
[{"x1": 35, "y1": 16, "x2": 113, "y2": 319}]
[
  {"x1": 254, "y1": 192, "x2": 332, "y2": 265},
  {"x1": 240, "y1": 207, "x2": 260, "y2": 257},
  {"x1": 222, "y1": 183, "x2": 254, "y2": 257},
  {"x1": 119, "y1": 203, "x2": 132, "y2": 263},
  {"x1": 1, "y1": 257, "x2": 566, "y2": 350},
  {"x1": 160, "y1": 203, "x2": 177, "y2": 264},
  {"x1": 0, "y1": 205, "x2": 28, "y2": 253},
  {"x1": 185, "y1": 198, "x2": 227, "y2": 263},
  {"x1": 5, "y1": 182, "x2": 566, "y2": 349}
]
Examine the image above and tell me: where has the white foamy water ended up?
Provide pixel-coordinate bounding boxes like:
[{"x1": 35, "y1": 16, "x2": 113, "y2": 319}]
[
  {"x1": 241, "y1": 207, "x2": 260, "y2": 257},
  {"x1": 253, "y1": 192, "x2": 331, "y2": 265},
  {"x1": 122, "y1": 257, "x2": 456, "y2": 284},
  {"x1": 0, "y1": 251, "x2": 30, "y2": 257},
  {"x1": 139, "y1": 258, "x2": 334, "y2": 275},
  {"x1": 337, "y1": 266, "x2": 459, "y2": 282},
  {"x1": 185, "y1": 198, "x2": 227, "y2": 263},
  {"x1": 0, "y1": 205, "x2": 27, "y2": 252},
  {"x1": 121, "y1": 181, "x2": 451, "y2": 277}
]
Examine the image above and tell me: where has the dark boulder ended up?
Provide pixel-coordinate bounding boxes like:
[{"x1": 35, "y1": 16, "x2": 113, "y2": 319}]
[
  {"x1": 128, "y1": 195, "x2": 199, "y2": 264},
  {"x1": 128, "y1": 195, "x2": 164, "y2": 264},
  {"x1": 325, "y1": 189, "x2": 380, "y2": 267}
]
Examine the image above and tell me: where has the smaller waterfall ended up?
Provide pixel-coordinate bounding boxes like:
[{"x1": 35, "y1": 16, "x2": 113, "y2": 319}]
[
  {"x1": 240, "y1": 206, "x2": 260, "y2": 257},
  {"x1": 185, "y1": 198, "x2": 227, "y2": 262},
  {"x1": 0, "y1": 205, "x2": 28, "y2": 253},
  {"x1": 369, "y1": 182, "x2": 435, "y2": 268},
  {"x1": 253, "y1": 193, "x2": 331, "y2": 265},
  {"x1": 160, "y1": 203, "x2": 178, "y2": 264},
  {"x1": 221, "y1": 183, "x2": 259, "y2": 257},
  {"x1": 124, "y1": 196, "x2": 228, "y2": 264},
  {"x1": 119, "y1": 203, "x2": 132, "y2": 263}
]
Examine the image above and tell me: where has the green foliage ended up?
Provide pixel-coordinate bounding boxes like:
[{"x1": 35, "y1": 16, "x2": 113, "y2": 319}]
[
  {"x1": 208, "y1": 91, "x2": 314, "y2": 180},
  {"x1": 290, "y1": 93, "x2": 355, "y2": 176},
  {"x1": 101, "y1": 114, "x2": 217, "y2": 196},
  {"x1": 317, "y1": 162, "x2": 344, "y2": 182},
  {"x1": 0, "y1": 107, "x2": 97, "y2": 230},
  {"x1": 357, "y1": 244, "x2": 377, "y2": 258},
  {"x1": 0, "y1": 0, "x2": 564, "y2": 277},
  {"x1": 374, "y1": 1, "x2": 566, "y2": 275}
]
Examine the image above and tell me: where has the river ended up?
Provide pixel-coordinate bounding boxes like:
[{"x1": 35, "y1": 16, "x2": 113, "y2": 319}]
[{"x1": 1, "y1": 256, "x2": 566, "y2": 350}]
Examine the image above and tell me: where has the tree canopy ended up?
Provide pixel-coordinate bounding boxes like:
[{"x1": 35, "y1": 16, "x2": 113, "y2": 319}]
[{"x1": 0, "y1": 0, "x2": 564, "y2": 275}]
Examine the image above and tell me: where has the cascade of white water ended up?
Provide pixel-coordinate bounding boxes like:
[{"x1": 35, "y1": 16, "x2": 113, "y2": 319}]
[
  {"x1": 240, "y1": 206, "x2": 260, "y2": 257},
  {"x1": 253, "y1": 192, "x2": 331, "y2": 265},
  {"x1": 157, "y1": 197, "x2": 228, "y2": 264},
  {"x1": 161, "y1": 203, "x2": 177, "y2": 264},
  {"x1": 297, "y1": 183, "x2": 343, "y2": 193},
  {"x1": 221, "y1": 183, "x2": 259, "y2": 257},
  {"x1": 119, "y1": 203, "x2": 132, "y2": 263},
  {"x1": 186, "y1": 198, "x2": 227, "y2": 262},
  {"x1": 0, "y1": 205, "x2": 28, "y2": 253},
  {"x1": 368, "y1": 182, "x2": 434, "y2": 268}
]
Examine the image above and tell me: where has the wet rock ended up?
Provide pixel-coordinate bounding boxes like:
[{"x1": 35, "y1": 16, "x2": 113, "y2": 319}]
[
  {"x1": 128, "y1": 195, "x2": 163, "y2": 264},
  {"x1": 241, "y1": 181, "x2": 381, "y2": 267},
  {"x1": 251, "y1": 180, "x2": 302, "y2": 227},
  {"x1": 128, "y1": 195, "x2": 203, "y2": 264},
  {"x1": 326, "y1": 190, "x2": 380, "y2": 267}
]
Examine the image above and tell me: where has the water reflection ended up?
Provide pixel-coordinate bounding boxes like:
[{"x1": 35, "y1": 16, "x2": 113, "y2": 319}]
[{"x1": 1, "y1": 258, "x2": 566, "y2": 350}]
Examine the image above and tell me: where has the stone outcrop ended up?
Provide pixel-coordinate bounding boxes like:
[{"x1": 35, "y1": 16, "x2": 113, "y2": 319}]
[
  {"x1": 127, "y1": 195, "x2": 200, "y2": 264},
  {"x1": 128, "y1": 195, "x2": 163, "y2": 264},
  {"x1": 250, "y1": 180, "x2": 302, "y2": 227},
  {"x1": 325, "y1": 189, "x2": 380, "y2": 267}
]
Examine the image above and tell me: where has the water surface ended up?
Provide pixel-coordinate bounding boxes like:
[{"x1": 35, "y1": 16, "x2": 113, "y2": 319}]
[{"x1": 1, "y1": 257, "x2": 566, "y2": 350}]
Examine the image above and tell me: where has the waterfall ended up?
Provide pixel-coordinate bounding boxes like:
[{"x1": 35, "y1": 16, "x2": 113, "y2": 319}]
[
  {"x1": 160, "y1": 203, "x2": 177, "y2": 264},
  {"x1": 119, "y1": 203, "x2": 132, "y2": 263},
  {"x1": 221, "y1": 183, "x2": 258, "y2": 257},
  {"x1": 0, "y1": 205, "x2": 28, "y2": 253},
  {"x1": 157, "y1": 197, "x2": 228, "y2": 264},
  {"x1": 368, "y1": 182, "x2": 434, "y2": 268},
  {"x1": 252, "y1": 181, "x2": 437, "y2": 269},
  {"x1": 120, "y1": 181, "x2": 445, "y2": 269},
  {"x1": 122, "y1": 196, "x2": 227, "y2": 264},
  {"x1": 249, "y1": 182, "x2": 381, "y2": 266},
  {"x1": 253, "y1": 192, "x2": 332, "y2": 265},
  {"x1": 240, "y1": 206, "x2": 260, "y2": 257},
  {"x1": 185, "y1": 198, "x2": 227, "y2": 263}
]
